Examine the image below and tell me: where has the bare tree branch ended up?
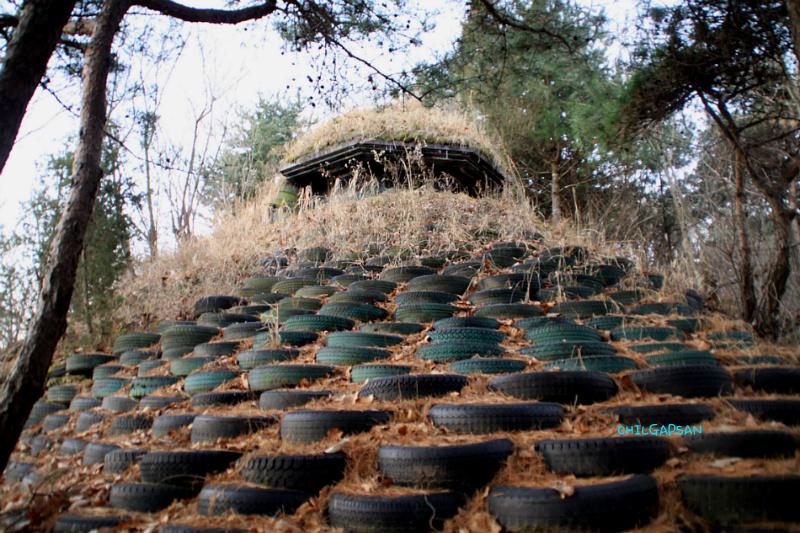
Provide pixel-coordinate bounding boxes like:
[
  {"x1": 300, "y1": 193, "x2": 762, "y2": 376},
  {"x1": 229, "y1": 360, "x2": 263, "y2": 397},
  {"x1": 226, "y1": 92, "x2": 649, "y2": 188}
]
[{"x1": 134, "y1": 0, "x2": 277, "y2": 24}]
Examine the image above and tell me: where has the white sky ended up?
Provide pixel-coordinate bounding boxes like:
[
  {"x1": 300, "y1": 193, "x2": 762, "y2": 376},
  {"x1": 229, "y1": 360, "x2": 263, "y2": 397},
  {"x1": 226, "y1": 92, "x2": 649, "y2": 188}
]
[{"x1": 0, "y1": 0, "x2": 641, "y2": 245}]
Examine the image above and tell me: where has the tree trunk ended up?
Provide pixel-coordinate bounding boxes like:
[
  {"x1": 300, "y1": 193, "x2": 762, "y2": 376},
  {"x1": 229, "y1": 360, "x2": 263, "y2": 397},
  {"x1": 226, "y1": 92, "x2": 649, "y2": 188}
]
[
  {"x1": 550, "y1": 155, "x2": 562, "y2": 222},
  {"x1": 755, "y1": 206, "x2": 794, "y2": 338},
  {"x1": 733, "y1": 147, "x2": 757, "y2": 324},
  {"x1": 0, "y1": 0, "x2": 130, "y2": 475},
  {"x1": 787, "y1": 0, "x2": 800, "y2": 66},
  {"x1": 0, "y1": 0, "x2": 77, "y2": 175}
]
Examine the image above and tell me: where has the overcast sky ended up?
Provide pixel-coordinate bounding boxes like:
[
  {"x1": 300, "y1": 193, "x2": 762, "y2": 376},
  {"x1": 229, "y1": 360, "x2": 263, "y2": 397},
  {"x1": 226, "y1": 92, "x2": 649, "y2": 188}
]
[{"x1": 0, "y1": 0, "x2": 641, "y2": 244}]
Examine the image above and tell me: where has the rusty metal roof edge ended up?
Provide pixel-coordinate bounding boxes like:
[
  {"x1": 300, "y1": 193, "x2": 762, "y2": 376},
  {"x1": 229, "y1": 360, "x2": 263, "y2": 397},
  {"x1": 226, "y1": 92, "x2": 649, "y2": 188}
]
[{"x1": 279, "y1": 138, "x2": 510, "y2": 181}]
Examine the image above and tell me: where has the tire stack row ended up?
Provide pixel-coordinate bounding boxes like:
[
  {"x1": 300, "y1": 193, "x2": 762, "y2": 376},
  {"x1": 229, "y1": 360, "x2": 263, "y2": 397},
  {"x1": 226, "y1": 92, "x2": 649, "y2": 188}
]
[{"x1": 5, "y1": 242, "x2": 799, "y2": 532}]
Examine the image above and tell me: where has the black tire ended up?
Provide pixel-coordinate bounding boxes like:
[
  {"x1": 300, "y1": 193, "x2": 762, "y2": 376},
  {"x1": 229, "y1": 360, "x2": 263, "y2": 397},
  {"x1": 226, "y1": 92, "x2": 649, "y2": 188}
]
[
  {"x1": 477, "y1": 273, "x2": 538, "y2": 292},
  {"x1": 351, "y1": 364, "x2": 412, "y2": 384},
  {"x1": 4, "y1": 461, "x2": 35, "y2": 482},
  {"x1": 169, "y1": 356, "x2": 215, "y2": 377},
  {"x1": 130, "y1": 375, "x2": 180, "y2": 398},
  {"x1": 280, "y1": 410, "x2": 392, "y2": 443},
  {"x1": 193, "y1": 295, "x2": 241, "y2": 317},
  {"x1": 109, "y1": 482, "x2": 196, "y2": 512},
  {"x1": 378, "y1": 438, "x2": 513, "y2": 491},
  {"x1": 630, "y1": 302, "x2": 693, "y2": 316},
  {"x1": 327, "y1": 491, "x2": 465, "y2": 533},
  {"x1": 236, "y1": 348, "x2": 299, "y2": 369},
  {"x1": 119, "y1": 350, "x2": 159, "y2": 366},
  {"x1": 380, "y1": 266, "x2": 436, "y2": 282},
  {"x1": 42, "y1": 413, "x2": 70, "y2": 432},
  {"x1": 197, "y1": 484, "x2": 311, "y2": 516},
  {"x1": 469, "y1": 288, "x2": 525, "y2": 305},
  {"x1": 108, "y1": 414, "x2": 153, "y2": 435},
  {"x1": 628, "y1": 342, "x2": 691, "y2": 354},
  {"x1": 53, "y1": 513, "x2": 129, "y2": 533},
  {"x1": 69, "y1": 396, "x2": 101, "y2": 412},
  {"x1": 103, "y1": 448, "x2": 147, "y2": 474},
  {"x1": 259, "y1": 389, "x2": 332, "y2": 410},
  {"x1": 184, "y1": 369, "x2": 240, "y2": 395},
  {"x1": 520, "y1": 341, "x2": 615, "y2": 361},
  {"x1": 489, "y1": 371, "x2": 618, "y2": 405},
  {"x1": 395, "y1": 291, "x2": 459, "y2": 306},
  {"x1": 92, "y1": 363, "x2": 125, "y2": 379},
  {"x1": 100, "y1": 395, "x2": 137, "y2": 413},
  {"x1": 679, "y1": 475, "x2": 800, "y2": 525},
  {"x1": 327, "y1": 331, "x2": 405, "y2": 348},
  {"x1": 191, "y1": 391, "x2": 259, "y2": 408},
  {"x1": 241, "y1": 452, "x2": 347, "y2": 491},
  {"x1": 152, "y1": 413, "x2": 198, "y2": 437},
  {"x1": 611, "y1": 326, "x2": 683, "y2": 341},
  {"x1": 684, "y1": 430, "x2": 797, "y2": 458},
  {"x1": 190, "y1": 415, "x2": 276, "y2": 443},
  {"x1": 489, "y1": 475, "x2": 659, "y2": 532},
  {"x1": 608, "y1": 403, "x2": 715, "y2": 426},
  {"x1": 428, "y1": 402, "x2": 564, "y2": 434},
  {"x1": 448, "y1": 357, "x2": 527, "y2": 375},
  {"x1": 360, "y1": 322, "x2": 425, "y2": 335},
  {"x1": 82, "y1": 442, "x2": 121, "y2": 466},
  {"x1": 537, "y1": 437, "x2": 670, "y2": 476},
  {"x1": 394, "y1": 303, "x2": 459, "y2": 323},
  {"x1": 728, "y1": 399, "x2": 800, "y2": 426},
  {"x1": 254, "y1": 330, "x2": 319, "y2": 347},
  {"x1": 139, "y1": 395, "x2": 187, "y2": 409},
  {"x1": 47, "y1": 384, "x2": 79, "y2": 403},
  {"x1": 282, "y1": 314, "x2": 355, "y2": 332},
  {"x1": 319, "y1": 302, "x2": 388, "y2": 322},
  {"x1": 543, "y1": 355, "x2": 637, "y2": 373},
  {"x1": 193, "y1": 341, "x2": 241, "y2": 357},
  {"x1": 474, "y1": 303, "x2": 543, "y2": 319},
  {"x1": 551, "y1": 300, "x2": 615, "y2": 318},
  {"x1": 112, "y1": 332, "x2": 161, "y2": 354},
  {"x1": 139, "y1": 450, "x2": 242, "y2": 489},
  {"x1": 514, "y1": 316, "x2": 575, "y2": 331},
  {"x1": 75, "y1": 412, "x2": 104, "y2": 432},
  {"x1": 407, "y1": 274, "x2": 471, "y2": 295},
  {"x1": 523, "y1": 324, "x2": 601, "y2": 343},
  {"x1": 647, "y1": 350, "x2": 717, "y2": 368},
  {"x1": 248, "y1": 364, "x2": 335, "y2": 391},
  {"x1": 65, "y1": 353, "x2": 116, "y2": 375},
  {"x1": 91, "y1": 377, "x2": 130, "y2": 398},
  {"x1": 428, "y1": 327, "x2": 505, "y2": 344},
  {"x1": 434, "y1": 316, "x2": 500, "y2": 330},
  {"x1": 418, "y1": 341, "x2": 505, "y2": 362},
  {"x1": 359, "y1": 374, "x2": 469, "y2": 401},
  {"x1": 59, "y1": 438, "x2": 87, "y2": 456},
  {"x1": 347, "y1": 279, "x2": 397, "y2": 294},
  {"x1": 316, "y1": 346, "x2": 391, "y2": 366},
  {"x1": 161, "y1": 525, "x2": 248, "y2": 533},
  {"x1": 733, "y1": 367, "x2": 800, "y2": 394},
  {"x1": 329, "y1": 289, "x2": 386, "y2": 304},
  {"x1": 630, "y1": 365, "x2": 733, "y2": 398}
]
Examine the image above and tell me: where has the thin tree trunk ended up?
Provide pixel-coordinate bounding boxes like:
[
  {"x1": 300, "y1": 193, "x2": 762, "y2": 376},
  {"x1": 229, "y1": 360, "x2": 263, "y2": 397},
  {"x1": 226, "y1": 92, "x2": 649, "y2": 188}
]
[
  {"x1": 733, "y1": 147, "x2": 757, "y2": 324},
  {"x1": 756, "y1": 206, "x2": 794, "y2": 338},
  {"x1": 550, "y1": 155, "x2": 562, "y2": 222},
  {"x1": 143, "y1": 138, "x2": 158, "y2": 257},
  {"x1": 0, "y1": 0, "x2": 130, "y2": 474},
  {"x1": 787, "y1": 0, "x2": 800, "y2": 66},
  {"x1": 0, "y1": 0, "x2": 77, "y2": 175}
]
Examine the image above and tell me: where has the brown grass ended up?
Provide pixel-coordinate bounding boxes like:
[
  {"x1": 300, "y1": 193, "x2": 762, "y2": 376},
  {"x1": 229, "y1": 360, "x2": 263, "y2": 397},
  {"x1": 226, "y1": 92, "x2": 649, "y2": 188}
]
[
  {"x1": 114, "y1": 181, "x2": 669, "y2": 332},
  {"x1": 281, "y1": 100, "x2": 514, "y2": 173}
]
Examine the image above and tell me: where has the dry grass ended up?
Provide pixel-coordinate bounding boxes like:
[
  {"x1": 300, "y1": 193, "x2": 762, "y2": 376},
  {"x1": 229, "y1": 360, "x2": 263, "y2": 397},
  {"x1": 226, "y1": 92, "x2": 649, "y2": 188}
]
[
  {"x1": 114, "y1": 179, "x2": 668, "y2": 331},
  {"x1": 281, "y1": 100, "x2": 515, "y2": 175}
]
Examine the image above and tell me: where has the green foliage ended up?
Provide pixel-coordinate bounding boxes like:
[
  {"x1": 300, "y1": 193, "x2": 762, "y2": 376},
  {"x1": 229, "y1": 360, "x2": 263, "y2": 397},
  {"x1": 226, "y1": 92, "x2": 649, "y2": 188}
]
[
  {"x1": 412, "y1": 0, "x2": 627, "y2": 213},
  {"x1": 0, "y1": 138, "x2": 138, "y2": 350},
  {"x1": 620, "y1": 0, "x2": 793, "y2": 132},
  {"x1": 202, "y1": 95, "x2": 304, "y2": 208}
]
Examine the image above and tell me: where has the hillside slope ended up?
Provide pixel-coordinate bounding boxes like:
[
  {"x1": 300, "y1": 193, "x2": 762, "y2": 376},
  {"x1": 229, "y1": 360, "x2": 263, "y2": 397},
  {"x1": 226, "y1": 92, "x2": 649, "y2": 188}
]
[{"x1": 2, "y1": 188, "x2": 800, "y2": 532}]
